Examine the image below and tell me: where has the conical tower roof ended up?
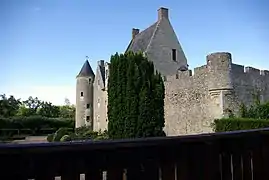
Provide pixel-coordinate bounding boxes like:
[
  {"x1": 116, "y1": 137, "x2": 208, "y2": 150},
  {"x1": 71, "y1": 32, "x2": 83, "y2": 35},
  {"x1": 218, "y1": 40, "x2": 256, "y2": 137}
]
[{"x1": 77, "y1": 60, "x2": 95, "y2": 78}]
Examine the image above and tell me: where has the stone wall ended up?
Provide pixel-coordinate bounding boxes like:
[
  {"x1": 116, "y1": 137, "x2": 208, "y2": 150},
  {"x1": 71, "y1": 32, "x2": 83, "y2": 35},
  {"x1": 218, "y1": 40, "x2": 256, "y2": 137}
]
[
  {"x1": 232, "y1": 65, "x2": 269, "y2": 107},
  {"x1": 164, "y1": 52, "x2": 269, "y2": 136},
  {"x1": 164, "y1": 66, "x2": 213, "y2": 136},
  {"x1": 93, "y1": 63, "x2": 108, "y2": 132}
]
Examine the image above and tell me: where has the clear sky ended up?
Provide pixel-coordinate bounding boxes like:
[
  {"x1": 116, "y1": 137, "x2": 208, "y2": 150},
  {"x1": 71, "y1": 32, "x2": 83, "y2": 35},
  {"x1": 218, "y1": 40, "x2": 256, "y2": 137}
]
[{"x1": 1, "y1": 0, "x2": 268, "y2": 105}]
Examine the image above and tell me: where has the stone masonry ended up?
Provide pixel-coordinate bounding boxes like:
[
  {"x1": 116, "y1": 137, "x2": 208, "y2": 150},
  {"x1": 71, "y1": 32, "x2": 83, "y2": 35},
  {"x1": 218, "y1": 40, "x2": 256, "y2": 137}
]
[{"x1": 164, "y1": 52, "x2": 269, "y2": 136}]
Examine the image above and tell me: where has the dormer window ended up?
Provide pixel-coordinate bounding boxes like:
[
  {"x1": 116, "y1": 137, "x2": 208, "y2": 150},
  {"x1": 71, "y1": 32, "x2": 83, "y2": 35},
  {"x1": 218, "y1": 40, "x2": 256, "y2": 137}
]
[{"x1": 172, "y1": 49, "x2": 176, "y2": 61}]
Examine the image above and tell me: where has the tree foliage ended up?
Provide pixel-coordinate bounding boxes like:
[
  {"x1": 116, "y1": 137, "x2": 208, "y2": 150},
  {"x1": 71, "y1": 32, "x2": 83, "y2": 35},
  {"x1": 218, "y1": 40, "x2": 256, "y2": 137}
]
[
  {"x1": 0, "y1": 94, "x2": 75, "y2": 140},
  {"x1": 107, "y1": 52, "x2": 165, "y2": 139},
  {"x1": 0, "y1": 95, "x2": 75, "y2": 119},
  {"x1": 37, "y1": 101, "x2": 60, "y2": 118},
  {"x1": 0, "y1": 94, "x2": 21, "y2": 117},
  {"x1": 239, "y1": 101, "x2": 269, "y2": 119}
]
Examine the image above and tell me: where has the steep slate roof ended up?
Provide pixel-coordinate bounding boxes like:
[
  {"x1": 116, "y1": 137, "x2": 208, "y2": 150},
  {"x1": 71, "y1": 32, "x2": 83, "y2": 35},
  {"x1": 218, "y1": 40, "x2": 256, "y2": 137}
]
[
  {"x1": 77, "y1": 60, "x2": 95, "y2": 78},
  {"x1": 126, "y1": 22, "x2": 158, "y2": 53},
  {"x1": 96, "y1": 62, "x2": 106, "y2": 89}
]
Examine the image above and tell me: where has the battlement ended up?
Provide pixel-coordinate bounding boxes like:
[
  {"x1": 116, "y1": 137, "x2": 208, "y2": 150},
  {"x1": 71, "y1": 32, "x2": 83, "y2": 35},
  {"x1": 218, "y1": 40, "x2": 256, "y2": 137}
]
[
  {"x1": 166, "y1": 52, "x2": 269, "y2": 82},
  {"x1": 165, "y1": 52, "x2": 269, "y2": 95},
  {"x1": 232, "y1": 64, "x2": 269, "y2": 77}
]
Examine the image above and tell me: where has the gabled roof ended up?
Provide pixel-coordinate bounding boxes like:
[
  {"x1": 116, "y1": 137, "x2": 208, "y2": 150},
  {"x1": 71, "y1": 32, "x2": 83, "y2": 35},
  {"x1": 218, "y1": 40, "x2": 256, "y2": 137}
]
[
  {"x1": 96, "y1": 62, "x2": 105, "y2": 90},
  {"x1": 126, "y1": 22, "x2": 158, "y2": 53},
  {"x1": 77, "y1": 60, "x2": 95, "y2": 78}
]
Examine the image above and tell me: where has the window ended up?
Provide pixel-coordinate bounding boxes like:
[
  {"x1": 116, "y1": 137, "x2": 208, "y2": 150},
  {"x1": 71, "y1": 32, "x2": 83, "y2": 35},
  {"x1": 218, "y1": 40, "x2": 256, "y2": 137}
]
[
  {"x1": 98, "y1": 80, "x2": 100, "y2": 85},
  {"x1": 97, "y1": 98, "x2": 100, "y2": 108},
  {"x1": 172, "y1": 49, "x2": 176, "y2": 61},
  {"x1": 89, "y1": 78, "x2": 91, "y2": 84},
  {"x1": 105, "y1": 70, "x2": 108, "y2": 78},
  {"x1": 260, "y1": 95, "x2": 264, "y2": 103},
  {"x1": 80, "y1": 92, "x2": 84, "y2": 97},
  {"x1": 86, "y1": 116, "x2": 90, "y2": 122},
  {"x1": 86, "y1": 104, "x2": 90, "y2": 109}
]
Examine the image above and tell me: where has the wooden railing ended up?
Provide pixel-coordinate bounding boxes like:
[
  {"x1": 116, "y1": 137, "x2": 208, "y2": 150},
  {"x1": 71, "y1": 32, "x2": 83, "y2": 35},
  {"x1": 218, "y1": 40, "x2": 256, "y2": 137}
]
[{"x1": 0, "y1": 128, "x2": 269, "y2": 180}]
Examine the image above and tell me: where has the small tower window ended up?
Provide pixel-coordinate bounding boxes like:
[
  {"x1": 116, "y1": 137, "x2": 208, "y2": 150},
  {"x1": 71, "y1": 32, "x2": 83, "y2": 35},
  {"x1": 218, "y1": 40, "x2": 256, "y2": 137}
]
[
  {"x1": 89, "y1": 78, "x2": 91, "y2": 84},
  {"x1": 97, "y1": 98, "x2": 100, "y2": 108},
  {"x1": 80, "y1": 92, "x2": 84, "y2": 97},
  {"x1": 105, "y1": 70, "x2": 108, "y2": 79},
  {"x1": 172, "y1": 49, "x2": 176, "y2": 61},
  {"x1": 86, "y1": 104, "x2": 90, "y2": 109},
  {"x1": 86, "y1": 116, "x2": 90, "y2": 122}
]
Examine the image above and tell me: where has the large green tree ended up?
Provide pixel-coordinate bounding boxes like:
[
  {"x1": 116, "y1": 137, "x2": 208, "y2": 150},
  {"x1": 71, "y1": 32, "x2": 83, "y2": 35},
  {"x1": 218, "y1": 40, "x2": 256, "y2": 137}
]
[
  {"x1": 37, "y1": 101, "x2": 60, "y2": 117},
  {"x1": 108, "y1": 52, "x2": 165, "y2": 139},
  {"x1": 0, "y1": 94, "x2": 21, "y2": 117}
]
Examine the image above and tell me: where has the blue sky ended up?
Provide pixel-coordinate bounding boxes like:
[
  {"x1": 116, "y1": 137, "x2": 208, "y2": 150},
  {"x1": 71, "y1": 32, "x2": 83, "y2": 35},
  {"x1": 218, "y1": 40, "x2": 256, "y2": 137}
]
[{"x1": 0, "y1": 0, "x2": 268, "y2": 105}]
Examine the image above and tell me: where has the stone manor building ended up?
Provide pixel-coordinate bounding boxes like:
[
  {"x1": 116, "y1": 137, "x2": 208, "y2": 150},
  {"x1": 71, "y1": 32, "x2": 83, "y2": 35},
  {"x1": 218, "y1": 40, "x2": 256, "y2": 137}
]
[{"x1": 75, "y1": 7, "x2": 269, "y2": 136}]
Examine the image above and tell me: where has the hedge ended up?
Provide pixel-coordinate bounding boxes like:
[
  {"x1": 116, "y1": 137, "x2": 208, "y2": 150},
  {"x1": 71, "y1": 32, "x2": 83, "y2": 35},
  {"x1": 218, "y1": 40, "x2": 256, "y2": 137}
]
[
  {"x1": 213, "y1": 118, "x2": 269, "y2": 132},
  {"x1": 0, "y1": 116, "x2": 74, "y2": 136}
]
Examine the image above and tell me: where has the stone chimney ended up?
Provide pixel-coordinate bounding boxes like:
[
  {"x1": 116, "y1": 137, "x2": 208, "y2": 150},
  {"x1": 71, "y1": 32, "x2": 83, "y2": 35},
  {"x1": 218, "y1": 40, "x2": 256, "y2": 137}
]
[
  {"x1": 98, "y1": 60, "x2": 104, "y2": 67},
  {"x1": 132, "y1": 28, "x2": 140, "y2": 39},
  {"x1": 158, "y1": 7, "x2": 169, "y2": 20}
]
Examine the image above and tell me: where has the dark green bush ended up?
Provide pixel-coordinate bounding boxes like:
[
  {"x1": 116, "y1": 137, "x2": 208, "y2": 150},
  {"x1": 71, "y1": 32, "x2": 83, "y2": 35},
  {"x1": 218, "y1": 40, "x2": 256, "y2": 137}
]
[
  {"x1": 60, "y1": 134, "x2": 71, "y2": 142},
  {"x1": 52, "y1": 127, "x2": 73, "y2": 142},
  {"x1": 213, "y1": 118, "x2": 269, "y2": 132},
  {"x1": 47, "y1": 126, "x2": 110, "y2": 142},
  {"x1": 47, "y1": 133, "x2": 54, "y2": 142},
  {"x1": 0, "y1": 116, "x2": 74, "y2": 136}
]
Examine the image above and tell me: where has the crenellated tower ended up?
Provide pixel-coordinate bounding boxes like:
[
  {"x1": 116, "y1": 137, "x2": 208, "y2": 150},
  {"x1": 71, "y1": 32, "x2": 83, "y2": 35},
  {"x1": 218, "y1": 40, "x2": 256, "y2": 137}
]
[
  {"x1": 75, "y1": 58, "x2": 95, "y2": 129},
  {"x1": 206, "y1": 52, "x2": 235, "y2": 118}
]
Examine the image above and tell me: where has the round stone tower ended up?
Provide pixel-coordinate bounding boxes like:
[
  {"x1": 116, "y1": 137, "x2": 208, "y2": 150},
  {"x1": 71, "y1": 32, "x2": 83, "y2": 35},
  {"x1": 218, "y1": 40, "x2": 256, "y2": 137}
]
[
  {"x1": 206, "y1": 52, "x2": 235, "y2": 118},
  {"x1": 206, "y1": 52, "x2": 233, "y2": 91},
  {"x1": 75, "y1": 59, "x2": 95, "y2": 129}
]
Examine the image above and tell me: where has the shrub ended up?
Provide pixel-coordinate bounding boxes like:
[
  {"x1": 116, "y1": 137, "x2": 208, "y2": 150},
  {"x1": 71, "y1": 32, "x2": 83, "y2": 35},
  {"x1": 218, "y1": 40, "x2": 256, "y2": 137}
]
[
  {"x1": 213, "y1": 118, "x2": 269, "y2": 132},
  {"x1": 52, "y1": 127, "x2": 73, "y2": 142},
  {"x1": 0, "y1": 116, "x2": 74, "y2": 136},
  {"x1": 239, "y1": 101, "x2": 269, "y2": 119},
  {"x1": 47, "y1": 126, "x2": 110, "y2": 142},
  {"x1": 47, "y1": 133, "x2": 54, "y2": 142},
  {"x1": 60, "y1": 135, "x2": 71, "y2": 142}
]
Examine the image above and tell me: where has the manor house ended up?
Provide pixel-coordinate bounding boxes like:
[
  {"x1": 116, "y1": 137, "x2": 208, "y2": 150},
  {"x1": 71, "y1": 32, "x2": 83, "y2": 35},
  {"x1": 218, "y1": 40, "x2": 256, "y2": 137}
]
[{"x1": 75, "y1": 7, "x2": 269, "y2": 136}]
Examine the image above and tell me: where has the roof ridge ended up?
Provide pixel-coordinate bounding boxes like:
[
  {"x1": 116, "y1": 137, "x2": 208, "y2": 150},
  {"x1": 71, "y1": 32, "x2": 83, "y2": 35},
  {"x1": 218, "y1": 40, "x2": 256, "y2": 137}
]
[
  {"x1": 125, "y1": 21, "x2": 159, "y2": 53},
  {"x1": 138, "y1": 22, "x2": 158, "y2": 35},
  {"x1": 145, "y1": 20, "x2": 161, "y2": 53}
]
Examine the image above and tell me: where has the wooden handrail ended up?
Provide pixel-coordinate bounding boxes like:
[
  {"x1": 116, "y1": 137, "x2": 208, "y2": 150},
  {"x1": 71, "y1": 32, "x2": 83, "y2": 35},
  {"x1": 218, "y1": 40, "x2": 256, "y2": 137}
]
[{"x1": 0, "y1": 127, "x2": 268, "y2": 179}]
